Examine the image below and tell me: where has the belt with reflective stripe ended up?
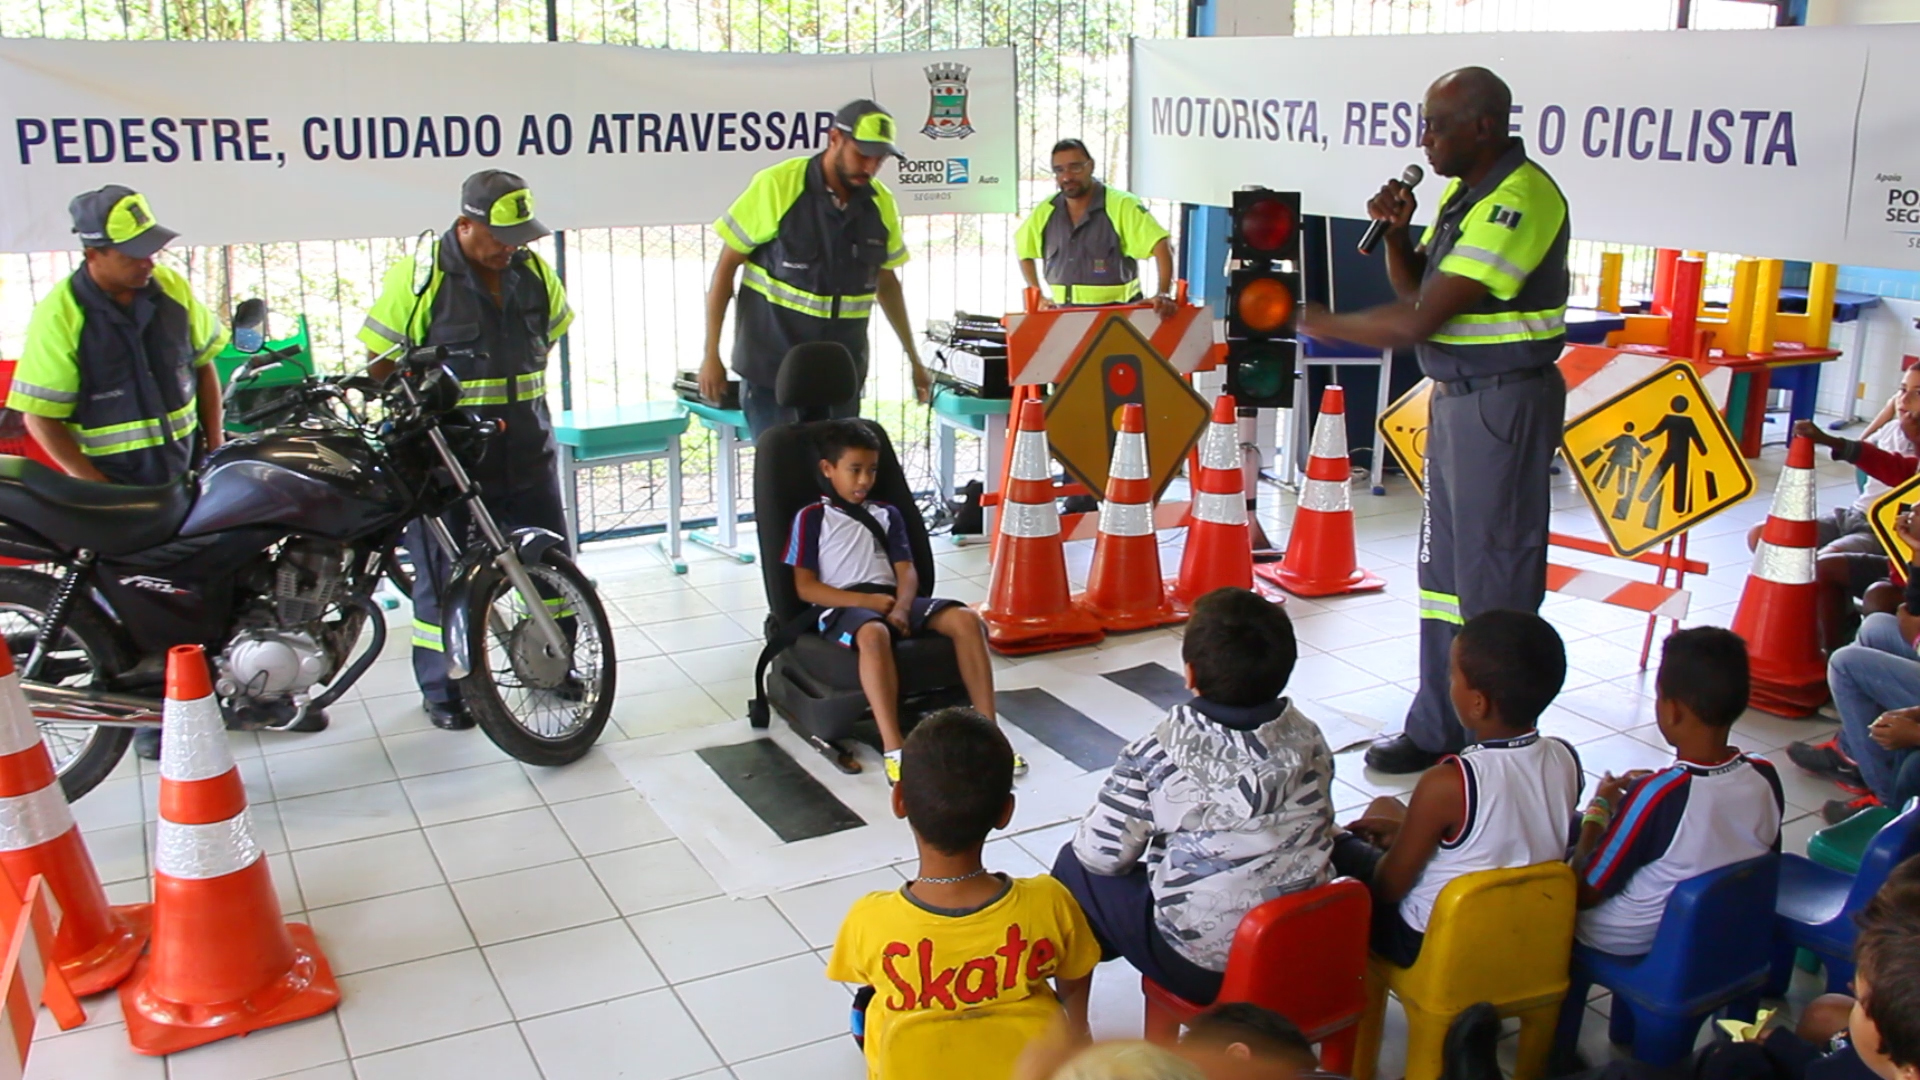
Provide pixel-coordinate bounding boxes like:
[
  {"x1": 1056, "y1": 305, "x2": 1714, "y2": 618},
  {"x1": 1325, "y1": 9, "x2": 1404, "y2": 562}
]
[
  {"x1": 75, "y1": 401, "x2": 198, "y2": 457},
  {"x1": 1051, "y1": 281, "x2": 1144, "y2": 306},
  {"x1": 1431, "y1": 306, "x2": 1568, "y2": 346},
  {"x1": 741, "y1": 264, "x2": 875, "y2": 320},
  {"x1": 459, "y1": 374, "x2": 546, "y2": 407}
]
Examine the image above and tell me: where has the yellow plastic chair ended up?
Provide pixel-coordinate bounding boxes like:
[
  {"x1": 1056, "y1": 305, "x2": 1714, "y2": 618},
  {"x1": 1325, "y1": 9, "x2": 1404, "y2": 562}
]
[{"x1": 1353, "y1": 862, "x2": 1578, "y2": 1080}]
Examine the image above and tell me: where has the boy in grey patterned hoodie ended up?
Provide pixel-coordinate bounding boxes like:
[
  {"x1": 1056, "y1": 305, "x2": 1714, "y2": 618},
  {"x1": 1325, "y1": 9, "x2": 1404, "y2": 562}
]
[{"x1": 1051, "y1": 587, "x2": 1336, "y2": 1005}]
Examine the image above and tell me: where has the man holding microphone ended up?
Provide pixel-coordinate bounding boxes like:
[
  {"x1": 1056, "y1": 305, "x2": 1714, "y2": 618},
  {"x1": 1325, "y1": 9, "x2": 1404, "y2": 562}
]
[{"x1": 1299, "y1": 66, "x2": 1571, "y2": 774}]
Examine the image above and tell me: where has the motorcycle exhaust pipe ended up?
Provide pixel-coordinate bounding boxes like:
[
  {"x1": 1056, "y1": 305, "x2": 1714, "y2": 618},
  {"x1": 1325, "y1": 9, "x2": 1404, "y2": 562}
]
[{"x1": 25, "y1": 683, "x2": 162, "y2": 728}]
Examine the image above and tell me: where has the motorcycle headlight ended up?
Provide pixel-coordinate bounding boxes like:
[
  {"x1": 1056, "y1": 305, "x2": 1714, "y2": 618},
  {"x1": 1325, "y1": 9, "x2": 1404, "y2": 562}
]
[{"x1": 415, "y1": 364, "x2": 464, "y2": 415}]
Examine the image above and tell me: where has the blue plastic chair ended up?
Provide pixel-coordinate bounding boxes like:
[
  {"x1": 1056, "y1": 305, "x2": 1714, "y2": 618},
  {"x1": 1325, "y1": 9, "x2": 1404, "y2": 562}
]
[
  {"x1": 1555, "y1": 855, "x2": 1780, "y2": 1067},
  {"x1": 1771, "y1": 800, "x2": 1920, "y2": 995}
]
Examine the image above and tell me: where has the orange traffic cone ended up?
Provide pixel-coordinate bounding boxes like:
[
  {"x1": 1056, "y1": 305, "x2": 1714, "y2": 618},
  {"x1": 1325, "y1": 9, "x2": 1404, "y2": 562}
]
[
  {"x1": 1731, "y1": 435, "x2": 1829, "y2": 716},
  {"x1": 1171, "y1": 394, "x2": 1275, "y2": 608},
  {"x1": 980, "y1": 399, "x2": 1106, "y2": 655},
  {"x1": 0, "y1": 644, "x2": 147, "y2": 998},
  {"x1": 1260, "y1": 386, "x2": 1386, "y2": 597},
  {"x1": 120, "y1": 645, "x2": 338, "y2": 1056},
  {"x1": 1075, "y1": 403, "x2": 1183, "y2": 632}
]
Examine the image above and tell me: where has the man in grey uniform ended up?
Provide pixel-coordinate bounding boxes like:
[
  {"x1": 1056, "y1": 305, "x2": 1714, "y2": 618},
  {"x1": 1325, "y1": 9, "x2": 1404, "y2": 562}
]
[{"x1": 1299, "y1": 66, "x2": 1570, "y2": 773}]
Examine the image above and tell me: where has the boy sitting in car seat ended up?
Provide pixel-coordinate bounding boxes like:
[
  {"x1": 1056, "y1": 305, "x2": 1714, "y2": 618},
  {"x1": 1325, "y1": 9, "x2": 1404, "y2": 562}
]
[{"x1": 786, "y1": 419, "x2": 1019, "y2": 783}]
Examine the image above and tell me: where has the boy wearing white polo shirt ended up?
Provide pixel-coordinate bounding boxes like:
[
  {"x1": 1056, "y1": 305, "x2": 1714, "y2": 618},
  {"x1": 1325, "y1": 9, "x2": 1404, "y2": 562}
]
[
  {"x1": 1570, "y1": 626, "x2": 1784, "y2": 957},
  {"x1": 786, "y1": 420, "x2": 1012, "y2": 784}
]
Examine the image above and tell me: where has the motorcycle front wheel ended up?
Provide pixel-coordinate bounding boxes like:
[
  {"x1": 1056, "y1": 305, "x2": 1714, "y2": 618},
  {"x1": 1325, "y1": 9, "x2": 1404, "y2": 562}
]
[{"x1": 456, "y1": 546, "x2": 615, "y2": 767}]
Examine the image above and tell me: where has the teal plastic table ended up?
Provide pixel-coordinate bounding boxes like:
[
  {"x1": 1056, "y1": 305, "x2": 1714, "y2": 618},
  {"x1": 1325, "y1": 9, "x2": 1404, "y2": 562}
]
[
  {"x1": 554, "y1": 402, "x2": 690, "y2": 573},
  {"x1": 678, "y1": 399, "x2": 755, "y2": 564},
  {"x1": 932, "y1": 389, "x2": 1011, "y2": 545}
]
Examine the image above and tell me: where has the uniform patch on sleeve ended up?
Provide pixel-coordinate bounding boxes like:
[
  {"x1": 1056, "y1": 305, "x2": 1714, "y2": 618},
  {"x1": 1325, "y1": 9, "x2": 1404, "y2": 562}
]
[{"x1": 1488, "y1": 205, "x2": 1523, "y2": 229}]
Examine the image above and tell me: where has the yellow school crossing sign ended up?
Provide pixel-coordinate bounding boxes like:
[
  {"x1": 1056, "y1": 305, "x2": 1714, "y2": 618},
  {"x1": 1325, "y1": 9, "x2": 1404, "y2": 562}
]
[
  {"x1": 1376, "y1": 378, "x2": 1434, "y2": 497},
  {"x1": 1867, "y1": 476, "x2": 1920, "y2": 567},
  {"x1": 1562, "y1": 362, "x2": 1755, "y2": 558}
]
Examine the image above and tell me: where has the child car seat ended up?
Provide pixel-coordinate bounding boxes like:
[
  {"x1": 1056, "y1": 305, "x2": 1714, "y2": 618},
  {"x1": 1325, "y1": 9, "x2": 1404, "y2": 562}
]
[{"x1": 747, "y1": 343, "x2": 968, "y2": 771}]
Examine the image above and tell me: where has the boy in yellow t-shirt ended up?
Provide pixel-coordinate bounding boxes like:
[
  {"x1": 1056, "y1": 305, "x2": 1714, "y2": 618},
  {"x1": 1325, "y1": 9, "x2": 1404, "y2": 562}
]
[{"x1": 828, "y1": 708, "x2": 1100, "y2": 1079}]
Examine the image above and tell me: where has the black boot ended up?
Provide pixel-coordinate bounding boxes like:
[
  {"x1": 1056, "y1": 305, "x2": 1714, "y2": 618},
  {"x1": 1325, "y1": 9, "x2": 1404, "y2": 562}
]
[
  {"x1": 1442, "y1": 1002, "x2": 1503, "y2": 1080},
  {"x1": 425, "y1": 697, "x2": 475, "y2": 731},
  {"x1": 1365, "y1": 733, "x2": 1446, "y2": 774}
]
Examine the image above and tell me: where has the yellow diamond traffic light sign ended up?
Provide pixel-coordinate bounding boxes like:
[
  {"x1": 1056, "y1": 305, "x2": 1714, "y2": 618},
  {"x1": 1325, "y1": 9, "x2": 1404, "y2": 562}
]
[
  {"x1": 1562, "y1": 362, "x2": 1755, "y2": 558},
  {"x1": 1044, "y1": 315, "x2": 1210, "y2": 501},
  {"x1": 1376, "y1": 378, "x2": 1434, "y2": 496},
  {"x1": 1867, "y1": 476, "x2": 1920, "y2": 567}
]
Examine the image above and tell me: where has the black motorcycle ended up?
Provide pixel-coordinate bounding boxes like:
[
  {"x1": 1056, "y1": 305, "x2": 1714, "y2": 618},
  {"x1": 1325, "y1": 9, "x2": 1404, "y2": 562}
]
[{"x1": 1, "y1": 278, "x2": 615, "y2": 801}]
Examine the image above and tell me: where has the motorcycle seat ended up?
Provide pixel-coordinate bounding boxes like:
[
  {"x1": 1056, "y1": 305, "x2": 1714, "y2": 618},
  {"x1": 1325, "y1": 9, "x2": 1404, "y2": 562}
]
[{"x1": 0, "y1": 457, "x2": 194, "y2": 557}]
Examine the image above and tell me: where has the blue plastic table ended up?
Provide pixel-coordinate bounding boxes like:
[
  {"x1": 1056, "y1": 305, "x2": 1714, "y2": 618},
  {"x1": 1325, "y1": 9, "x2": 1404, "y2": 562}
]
[{"x1": 553, "y1": 402, "x2": 690, "y2": 573}]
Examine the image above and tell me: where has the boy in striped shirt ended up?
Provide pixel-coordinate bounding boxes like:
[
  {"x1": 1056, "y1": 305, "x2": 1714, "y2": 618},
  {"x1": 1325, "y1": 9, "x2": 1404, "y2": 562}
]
[{"x1": 1570, "y1": 626, "x2": 1784, "y2": 957}]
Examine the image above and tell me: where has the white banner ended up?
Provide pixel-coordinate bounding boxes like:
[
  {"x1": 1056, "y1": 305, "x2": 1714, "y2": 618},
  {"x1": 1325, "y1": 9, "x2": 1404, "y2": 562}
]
[
  {"x1": 1131, "y1": 26, "x2": 1920, "y2": 269},
  {"x1": 0, "y1": 41, "x2": 1017, "y2": 253}
]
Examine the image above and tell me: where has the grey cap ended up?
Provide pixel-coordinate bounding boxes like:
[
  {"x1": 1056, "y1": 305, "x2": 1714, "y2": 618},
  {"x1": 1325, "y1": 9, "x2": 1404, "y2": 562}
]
[
  {"x1": 69, "y1": 185, "x2": 178, "y2": 259},
  {"x1": 459, "y1": 170, "x2": 551, "y2": 246},
  {"x1": 832, "y1": 100, "x2": 905, "y2": 161}
]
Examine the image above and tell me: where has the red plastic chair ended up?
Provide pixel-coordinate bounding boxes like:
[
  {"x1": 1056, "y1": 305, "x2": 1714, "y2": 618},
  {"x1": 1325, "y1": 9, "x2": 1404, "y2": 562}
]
[{"x1": 1141, "y1": 876, "x2": 1372, "y2": 1072}]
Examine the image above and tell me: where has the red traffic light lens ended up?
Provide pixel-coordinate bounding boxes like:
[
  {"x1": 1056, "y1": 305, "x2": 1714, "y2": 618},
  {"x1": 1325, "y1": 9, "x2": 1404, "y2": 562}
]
[
  {"x1": 1236, "y1": 277, "x2": 1295, "y2": 333},
  {"x1": 1239, "y1": 197, "x2": 1296, "y2": 252}
]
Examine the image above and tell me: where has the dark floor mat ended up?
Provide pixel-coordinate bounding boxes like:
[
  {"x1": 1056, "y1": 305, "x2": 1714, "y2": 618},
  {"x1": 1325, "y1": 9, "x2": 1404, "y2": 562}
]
[
  {"x1": 1102, "y1": 662, "x2": 1190, "y2": 711},
  {"x1": 697, "y1": 739, "x2": 866, "y2": 843},
  {"x1": 998, "y1": 687, "x2": 1127, "y2": 771}
]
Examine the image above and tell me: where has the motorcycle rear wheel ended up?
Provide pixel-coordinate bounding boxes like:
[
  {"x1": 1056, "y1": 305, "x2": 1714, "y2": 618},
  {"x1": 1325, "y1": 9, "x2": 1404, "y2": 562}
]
[
  {"x1": 457, "y1": 547, "x2": 614, "y2": 767},
  {"x1": 0, "y1": 570, "x2": 135, "y2": 802}
]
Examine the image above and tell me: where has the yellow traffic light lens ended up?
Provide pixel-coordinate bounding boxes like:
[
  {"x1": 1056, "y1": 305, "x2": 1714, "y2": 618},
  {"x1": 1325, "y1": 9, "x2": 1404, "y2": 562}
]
[{"x1": 1237, "y1": 277, "x2": 1294, "y2": 333}]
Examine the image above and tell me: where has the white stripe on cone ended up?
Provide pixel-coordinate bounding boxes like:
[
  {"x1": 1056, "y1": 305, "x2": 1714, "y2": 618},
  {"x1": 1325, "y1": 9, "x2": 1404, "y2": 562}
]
[
  {"x1": 1098, "y1": 501, "x2": 1154, "y2": 537},
  {"x1": 1008, "y1": 429, "x2": 1053, "y2": 484},
  {"x1": 1198, "y1": 421, "x2": 1237, "y2": 471},
  {"x1": 159, "y1": 687, "x2": 236, "y2": 783},
  {"x1": 1308, "y1": 413, "x2": 1348, "y2": 462},
  {"x1": 0, "y1": 675, "x2": 42, "y2": 760},
  {"x1": 1770, "y1": 463, "x2": 1817, "y2": 523},
  {"x1": 1111, "y1": 431, "x2": 1148, "y2": 482},
  {"x1": 1192, "y1": 491, "x2": 1246, "y2": 526},
  {"x1": 1299, "y1": 477, "x2": 1352, "y2": 514},
  {"x1": 1750, "y1": 541, "x2": 1816, "y2": 587},
  {"x1": 154, "y1": 813, "x2": 264, "y2": 881},
  {"x1": 1000, "y1": 502, "x2": 1063, "y2": 540},
  {"x1": 0, "y1": 786, "x2": 74, "y2": 853}
]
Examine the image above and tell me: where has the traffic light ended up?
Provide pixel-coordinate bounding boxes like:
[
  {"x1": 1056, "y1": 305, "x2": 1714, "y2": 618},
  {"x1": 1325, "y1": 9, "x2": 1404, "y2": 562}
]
[
  {"x1": 1224, "y1": 188, "x2": 1301, "y2": 409},
  {"x1": 1099, "y1": 352, "x2": 1145, "y2": 459}
]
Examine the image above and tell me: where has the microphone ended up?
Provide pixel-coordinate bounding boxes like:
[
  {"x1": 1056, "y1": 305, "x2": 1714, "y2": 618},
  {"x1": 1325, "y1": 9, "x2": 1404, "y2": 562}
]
[{"x1": 1357, "y1": 164, "x2": 1425, "y2": 256}]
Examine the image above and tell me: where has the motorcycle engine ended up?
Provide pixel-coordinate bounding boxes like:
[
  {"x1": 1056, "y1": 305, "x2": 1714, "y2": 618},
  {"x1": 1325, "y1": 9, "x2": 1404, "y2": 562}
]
[
  {"x1": 217, "y1": 539, "x2": 351, "y2": 701},
  {"x1": 220, "y1": 630, "x2": 330, "y2": 699}
]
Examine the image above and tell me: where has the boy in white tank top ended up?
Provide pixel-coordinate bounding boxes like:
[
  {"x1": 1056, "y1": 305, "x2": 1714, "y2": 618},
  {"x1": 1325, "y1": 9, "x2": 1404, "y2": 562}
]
[{"x1": 1332, "y1": 610, "x2": 1583, "y2": 966}]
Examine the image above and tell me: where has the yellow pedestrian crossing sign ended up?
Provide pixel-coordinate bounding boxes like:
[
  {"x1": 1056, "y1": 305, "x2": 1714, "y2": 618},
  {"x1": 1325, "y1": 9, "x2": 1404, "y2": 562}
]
[
  {"x1": 1562, "y1": 362, "x2": 1755, "y2": 558},
  {"x1": 1867, "y1": 476, "x2": 1920, "y2": 568},
  {"x1": 1377, "y1": 378, "x2": 1434, "y2": 496}
]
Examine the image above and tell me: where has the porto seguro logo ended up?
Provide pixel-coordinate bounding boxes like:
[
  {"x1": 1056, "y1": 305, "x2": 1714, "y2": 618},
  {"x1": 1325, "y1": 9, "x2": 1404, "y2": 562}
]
[
  {"x1": 922, "y1": 63, "x2": 975, "y2": 139},
  {"x1": 946, "y1": 159, "x2": 970, "y2": 184}
]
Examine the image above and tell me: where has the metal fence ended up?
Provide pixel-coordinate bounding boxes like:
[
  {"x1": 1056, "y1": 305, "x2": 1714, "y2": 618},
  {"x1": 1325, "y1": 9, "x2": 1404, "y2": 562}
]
[
  {"x1": 0, "y1": 0, "x2": 1185, "y2": 538},
  {"x1": 0, "y1": 0, "x2": 1786, "y2": 537}
]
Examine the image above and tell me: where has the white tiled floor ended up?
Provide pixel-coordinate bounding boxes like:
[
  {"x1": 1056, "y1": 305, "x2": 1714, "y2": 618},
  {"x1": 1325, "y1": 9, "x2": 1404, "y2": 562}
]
[{"x1": 31, "y1": 423, "x2": 1860, "y2": 1079}]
